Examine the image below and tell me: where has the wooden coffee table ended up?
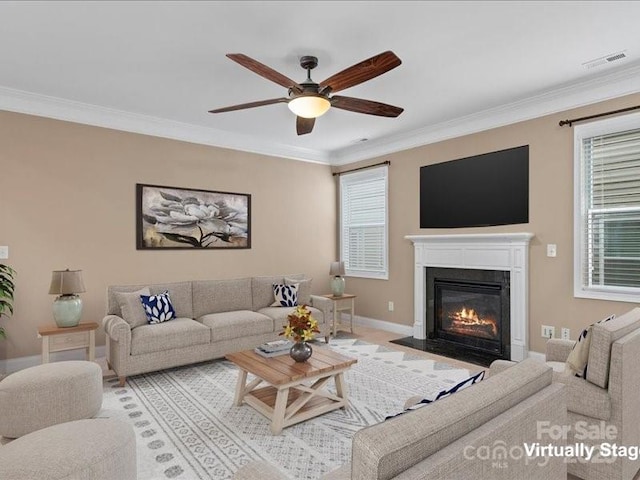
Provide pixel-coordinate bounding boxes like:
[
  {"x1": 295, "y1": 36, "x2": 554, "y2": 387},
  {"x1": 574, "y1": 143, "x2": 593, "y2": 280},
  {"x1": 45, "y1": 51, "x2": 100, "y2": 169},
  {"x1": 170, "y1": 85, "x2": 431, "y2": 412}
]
[{"x1": 226, "y1": 347, "x2": 357, "y2": 434}]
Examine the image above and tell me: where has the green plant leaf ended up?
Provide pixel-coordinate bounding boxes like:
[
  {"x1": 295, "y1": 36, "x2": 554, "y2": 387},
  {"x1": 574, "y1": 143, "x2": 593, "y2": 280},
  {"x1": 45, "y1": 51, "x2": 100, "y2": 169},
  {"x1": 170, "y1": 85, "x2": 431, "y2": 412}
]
[{"x1": 160, "y1": 232, "x2": 202, "y2": 247}]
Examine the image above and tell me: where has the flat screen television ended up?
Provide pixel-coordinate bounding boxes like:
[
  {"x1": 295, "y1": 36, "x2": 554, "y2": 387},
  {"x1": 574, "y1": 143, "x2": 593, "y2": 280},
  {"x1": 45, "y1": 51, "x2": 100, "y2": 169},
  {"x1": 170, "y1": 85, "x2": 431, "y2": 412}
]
[{"x1": 420, "y1": 145, "x2": 529, "y2": 228}]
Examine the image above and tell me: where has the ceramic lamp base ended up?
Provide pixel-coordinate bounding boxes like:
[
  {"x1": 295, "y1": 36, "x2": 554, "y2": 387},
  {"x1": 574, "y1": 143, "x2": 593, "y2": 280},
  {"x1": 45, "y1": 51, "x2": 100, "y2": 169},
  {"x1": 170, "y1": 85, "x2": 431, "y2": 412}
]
[
  {"x1": 52, "y1": 294, "x2": 83, "y2": 328},
  {"x1": 331, "y1": 276, "x2": 346, "y2": 297}
]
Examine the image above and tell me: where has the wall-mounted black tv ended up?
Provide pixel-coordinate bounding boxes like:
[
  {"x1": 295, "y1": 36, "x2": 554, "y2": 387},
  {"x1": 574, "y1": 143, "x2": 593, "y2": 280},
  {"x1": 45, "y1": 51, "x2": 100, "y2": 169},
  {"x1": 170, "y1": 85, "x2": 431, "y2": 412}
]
[{"x1": 420, "y1": 145, "x2": 529, "y2": 228}]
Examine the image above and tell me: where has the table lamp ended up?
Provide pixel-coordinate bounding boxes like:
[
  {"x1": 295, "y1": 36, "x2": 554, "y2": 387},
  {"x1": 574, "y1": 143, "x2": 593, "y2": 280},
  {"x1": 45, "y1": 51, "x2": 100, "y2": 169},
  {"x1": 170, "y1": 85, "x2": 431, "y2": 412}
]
[
  {"x1": 330, "y1": 261, "x2": 346, "y2": 297},
  {"x1": 49, "y1": 269, "x2": 86, "y2": 327}
]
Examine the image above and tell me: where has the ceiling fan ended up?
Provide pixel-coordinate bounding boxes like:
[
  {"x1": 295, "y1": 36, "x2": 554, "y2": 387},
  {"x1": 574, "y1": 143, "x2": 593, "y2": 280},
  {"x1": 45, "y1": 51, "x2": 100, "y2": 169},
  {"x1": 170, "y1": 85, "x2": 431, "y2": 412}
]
[{"x1": 208, "y1": 51, "x2": 404, "y2": 135}]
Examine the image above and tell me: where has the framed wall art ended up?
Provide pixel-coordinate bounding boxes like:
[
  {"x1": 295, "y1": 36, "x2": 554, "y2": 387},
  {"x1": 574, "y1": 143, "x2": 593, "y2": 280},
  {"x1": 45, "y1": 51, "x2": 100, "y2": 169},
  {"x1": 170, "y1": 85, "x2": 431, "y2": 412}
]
[{"x1": 136, "y1": 183, "x2": 251, "y2": 250}]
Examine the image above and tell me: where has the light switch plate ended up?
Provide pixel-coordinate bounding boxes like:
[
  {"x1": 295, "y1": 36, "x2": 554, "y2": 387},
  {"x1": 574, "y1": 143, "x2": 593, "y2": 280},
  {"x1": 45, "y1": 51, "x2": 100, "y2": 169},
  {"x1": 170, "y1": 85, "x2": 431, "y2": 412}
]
[
  {"x1": 546, "y1": 244, "x2": 557, "y2": 257},
  {"x1": 0, "y1": 246, "x2": 8, "y2": 259}
]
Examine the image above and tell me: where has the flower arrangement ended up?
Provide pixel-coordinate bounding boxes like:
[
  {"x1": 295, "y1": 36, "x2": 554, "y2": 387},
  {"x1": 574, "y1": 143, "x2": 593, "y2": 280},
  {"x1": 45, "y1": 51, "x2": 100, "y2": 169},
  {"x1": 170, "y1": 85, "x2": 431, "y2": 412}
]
[{"x1": 281, "y1": 305, "x2": 320, "y2": 342}]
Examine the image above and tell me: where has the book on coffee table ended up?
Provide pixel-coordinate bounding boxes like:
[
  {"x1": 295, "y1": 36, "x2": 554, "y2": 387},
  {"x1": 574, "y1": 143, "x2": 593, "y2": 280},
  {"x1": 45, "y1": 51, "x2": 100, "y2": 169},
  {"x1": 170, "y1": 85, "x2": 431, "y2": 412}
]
[
  {"x1": 257, "y1": 340, "x2": 293, "y2": 353},
  {"x1": 254, "y1": 340, "x2": 293, "y2": 358},
  {"x1": 254, "y1": 347, "x2": 290, "y2": 358}
]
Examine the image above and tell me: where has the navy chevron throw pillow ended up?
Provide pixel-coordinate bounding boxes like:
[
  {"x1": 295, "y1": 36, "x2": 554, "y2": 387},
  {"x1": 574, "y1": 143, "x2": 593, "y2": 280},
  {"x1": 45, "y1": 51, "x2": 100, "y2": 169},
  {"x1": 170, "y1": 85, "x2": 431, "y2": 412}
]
[
  {"x1": 385, "y1": 370, "x2": 485, "y2": 420},
  {"x1": 271, "y1": 284, "x2": 298, "y2": 307},
  {"x1": 140, "y1": 290, "x2": 176, "y2": 324}
]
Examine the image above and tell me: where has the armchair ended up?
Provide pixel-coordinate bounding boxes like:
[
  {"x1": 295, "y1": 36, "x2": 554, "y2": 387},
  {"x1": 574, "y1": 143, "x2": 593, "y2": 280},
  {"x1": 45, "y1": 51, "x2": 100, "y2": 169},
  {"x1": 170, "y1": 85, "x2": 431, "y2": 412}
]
[{"x1": 545, "y1": 307, "x2": 640, "y2": 480}]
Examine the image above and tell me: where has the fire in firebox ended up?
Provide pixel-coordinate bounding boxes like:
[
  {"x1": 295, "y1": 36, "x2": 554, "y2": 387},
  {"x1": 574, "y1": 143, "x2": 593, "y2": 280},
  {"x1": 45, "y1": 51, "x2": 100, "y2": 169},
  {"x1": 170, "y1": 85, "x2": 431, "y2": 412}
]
[{"x1": 447, "y1": 307, "x2": 498, "y2": 339}]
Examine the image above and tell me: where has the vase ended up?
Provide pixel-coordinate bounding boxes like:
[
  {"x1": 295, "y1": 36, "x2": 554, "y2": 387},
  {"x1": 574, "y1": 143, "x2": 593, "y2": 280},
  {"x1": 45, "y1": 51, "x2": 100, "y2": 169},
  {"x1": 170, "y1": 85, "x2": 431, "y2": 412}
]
[{"x1": 289, "y1": 341, "x2": 313, "y2": 362}]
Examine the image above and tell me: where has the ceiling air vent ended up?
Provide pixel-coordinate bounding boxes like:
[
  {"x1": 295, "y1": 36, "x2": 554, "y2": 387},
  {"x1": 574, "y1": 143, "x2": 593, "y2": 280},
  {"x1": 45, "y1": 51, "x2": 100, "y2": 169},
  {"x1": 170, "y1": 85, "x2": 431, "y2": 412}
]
[{"x1": 583, "y1": 50, "x2": 627, "y2": 69}]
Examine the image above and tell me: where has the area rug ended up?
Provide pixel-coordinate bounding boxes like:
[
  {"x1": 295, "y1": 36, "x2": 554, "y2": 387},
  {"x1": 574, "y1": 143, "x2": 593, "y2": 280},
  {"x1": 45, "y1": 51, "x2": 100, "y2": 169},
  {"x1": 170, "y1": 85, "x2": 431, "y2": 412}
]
[{"x1": 100, "y1": 338, "x2": 475, "y2": 480}]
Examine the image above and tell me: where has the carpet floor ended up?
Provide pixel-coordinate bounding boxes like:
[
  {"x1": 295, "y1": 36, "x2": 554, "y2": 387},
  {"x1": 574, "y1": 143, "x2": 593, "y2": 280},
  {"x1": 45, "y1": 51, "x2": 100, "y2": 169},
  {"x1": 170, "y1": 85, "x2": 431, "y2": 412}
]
[{"x1": 100, "y1": 337, "x2": 476, "y2": 480}]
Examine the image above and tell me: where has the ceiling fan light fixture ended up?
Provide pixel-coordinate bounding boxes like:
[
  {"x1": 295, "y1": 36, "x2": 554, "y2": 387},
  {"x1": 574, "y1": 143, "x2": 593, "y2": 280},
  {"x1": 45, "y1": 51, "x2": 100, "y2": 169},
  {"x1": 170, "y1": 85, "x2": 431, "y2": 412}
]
[{"x1": 288, "y1": 95, "x2": 331, "y2": 119}]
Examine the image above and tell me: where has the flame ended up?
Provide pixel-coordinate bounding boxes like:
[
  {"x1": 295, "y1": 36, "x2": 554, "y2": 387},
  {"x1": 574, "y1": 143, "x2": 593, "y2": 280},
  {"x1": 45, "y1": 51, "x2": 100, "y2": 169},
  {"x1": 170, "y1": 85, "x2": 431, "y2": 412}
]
[{"x1": 451, "y1": 307, "x2": 498, "y2": 337}]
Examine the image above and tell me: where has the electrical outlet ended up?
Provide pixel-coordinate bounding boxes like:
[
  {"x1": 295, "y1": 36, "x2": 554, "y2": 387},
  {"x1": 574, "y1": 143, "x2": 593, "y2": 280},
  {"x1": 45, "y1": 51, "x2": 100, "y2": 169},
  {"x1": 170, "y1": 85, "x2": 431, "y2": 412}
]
[
  {"x1": 547, "y1": 244, "x2": 557, "y2": 257},
  {"x1": 0, "y1": 246, "x2": 8, "y2": 259},
  {"x1": 541, "y1": 325, "x2": 555, "y2": 338},
  {"x1": 388, "y1": 301, "x2": 394, "y2": 312},
  {"x1": 561, "y1": 328, "x2": 571, "y2": 340}
]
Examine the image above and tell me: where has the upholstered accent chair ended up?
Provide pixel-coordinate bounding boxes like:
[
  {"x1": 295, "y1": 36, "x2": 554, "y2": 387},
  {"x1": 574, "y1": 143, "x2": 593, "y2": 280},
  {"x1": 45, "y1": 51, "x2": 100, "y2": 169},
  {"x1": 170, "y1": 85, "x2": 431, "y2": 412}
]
[{"x1": 545, "y1": 307, "x2": 640, "y2": 480}]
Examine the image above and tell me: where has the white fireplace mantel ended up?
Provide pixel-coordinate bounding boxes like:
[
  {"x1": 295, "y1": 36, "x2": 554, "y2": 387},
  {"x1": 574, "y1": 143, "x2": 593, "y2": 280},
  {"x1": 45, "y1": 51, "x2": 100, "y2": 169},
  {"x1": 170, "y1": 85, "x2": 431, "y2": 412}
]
[{"x1": 405, "y1": 233, "x2": 534, "y2": 361}]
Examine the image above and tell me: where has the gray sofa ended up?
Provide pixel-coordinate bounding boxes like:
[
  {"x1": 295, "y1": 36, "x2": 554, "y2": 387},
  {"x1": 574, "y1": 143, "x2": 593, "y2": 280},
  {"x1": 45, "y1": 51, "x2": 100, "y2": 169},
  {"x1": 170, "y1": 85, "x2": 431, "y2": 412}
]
[
  {"x1": 234, "y1": 358, "x2": 567, "y2": 480},
  {"x1": 102, "y1": 274, "x2": 332, "y2": 386}
]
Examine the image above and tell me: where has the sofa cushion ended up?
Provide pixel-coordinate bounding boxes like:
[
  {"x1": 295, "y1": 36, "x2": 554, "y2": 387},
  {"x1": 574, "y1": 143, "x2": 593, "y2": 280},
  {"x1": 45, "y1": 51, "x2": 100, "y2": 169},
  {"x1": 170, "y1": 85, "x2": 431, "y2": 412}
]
[
  {"x1": 0, "y1": 361, "x2": 102, "y2": 438},
  {"x1": 199, "y1": 310, "x2": 274, "y2": 342},
  {"x1": 285, "y1": 275, "x2": 312, "y2": 305},
  {"x1": 113, "y1": 287, "x2": 150, "y2": 329},
  {"x1": 0, "y1": 419, "x2": 136, "y2": 480},
  {"x1": 140, "y1": 290, "x2": 176, "y2": 324},
  {"x1": 271, "y1": 284, "x2": 298, "y2": 307},
  {"x1": 192, "y1": 278, "x2": 252, "y2": 318},
  {"x1": 130, "y1": 318, "x2": 210, "y2": 355},
  {"x1": 259, "y1": 306, "x2": 325, "y2": 330},
  {"x1": 587, "y1": 307, "x2": 640, "y2": 388},
  {"x1": 252, "y1": 276, "x2": 285, "y2": 310},
  {"x1": 107, "y1": 282, "x2": 193, "y2": 319},
  {"x1": 553, "y1": 370, "x2": 611, "y2": 420}
]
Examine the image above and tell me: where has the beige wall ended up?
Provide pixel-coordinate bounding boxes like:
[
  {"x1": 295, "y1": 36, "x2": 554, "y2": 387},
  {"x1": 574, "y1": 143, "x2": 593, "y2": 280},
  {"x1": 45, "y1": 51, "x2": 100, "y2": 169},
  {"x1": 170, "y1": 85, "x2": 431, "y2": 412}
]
[
  {"x1": 0, "y1": 111, "x2": 336, "y2": 361},
  {"x1": 336, "y1": 92, "x2": 640, "y2": 354},
  {"x1": 3, "y1": 92, "x2": 639, "y2": 363}
]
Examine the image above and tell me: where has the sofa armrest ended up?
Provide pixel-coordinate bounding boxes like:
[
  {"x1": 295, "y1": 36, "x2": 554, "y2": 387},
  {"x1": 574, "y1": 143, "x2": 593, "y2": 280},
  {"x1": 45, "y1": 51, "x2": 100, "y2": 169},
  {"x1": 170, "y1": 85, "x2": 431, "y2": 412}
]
[
  {"x1": 350, "y1": 359, "x2": 552, "y2": 480},
  {"x1": 545, "y1": 338, "x2": 575, "y2": 362},
  {"x1": 309, "y1": 295, "x2": 332, "y2": 322},
  {"x1": 233, "y1": 461, "x2": 285, "y2": 480},
  {"x1": 488, "y1": 359, "x2": 517, "y2": 377},
  {"x1": 102, "y1": 315, "x2": 131, "y2": 344}
]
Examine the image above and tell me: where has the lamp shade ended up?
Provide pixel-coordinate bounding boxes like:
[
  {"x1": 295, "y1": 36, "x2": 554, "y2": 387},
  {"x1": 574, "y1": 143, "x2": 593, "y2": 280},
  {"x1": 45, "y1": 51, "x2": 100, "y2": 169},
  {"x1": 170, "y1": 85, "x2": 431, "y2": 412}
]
[
  {"x1": 330, "y1": 261, "x2": 345, "y2": 276},
  {"x1": 288, "y1": 95, "x2": 331, "y2": 119},
  {"x1": 48, "y1": 269, "x2": 86, "y2": 295}
]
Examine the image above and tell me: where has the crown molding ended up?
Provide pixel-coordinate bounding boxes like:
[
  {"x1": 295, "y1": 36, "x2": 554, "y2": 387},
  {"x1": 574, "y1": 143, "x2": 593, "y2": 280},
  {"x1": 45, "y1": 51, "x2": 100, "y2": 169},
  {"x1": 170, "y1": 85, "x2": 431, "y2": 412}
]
[
  {"x1": 2, "y1": 63, "x2": 640, "y2": 167},
  {"x1": 0, "y1": 86, "x2": 331, "y2": 165},
  {"x1": 330, "y1": 64, "x2": 640, "y2": 165}
]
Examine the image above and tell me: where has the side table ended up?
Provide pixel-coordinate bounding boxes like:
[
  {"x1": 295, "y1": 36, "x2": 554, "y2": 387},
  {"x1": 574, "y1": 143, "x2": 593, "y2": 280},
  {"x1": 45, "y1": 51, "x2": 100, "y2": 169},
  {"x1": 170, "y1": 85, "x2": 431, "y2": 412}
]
[
  {"x1": 37, "y1": 322, "x2": 99, "y2": 364},
  {"x1": 322, "y1": 294, "x2": 357, "y2": 337}
]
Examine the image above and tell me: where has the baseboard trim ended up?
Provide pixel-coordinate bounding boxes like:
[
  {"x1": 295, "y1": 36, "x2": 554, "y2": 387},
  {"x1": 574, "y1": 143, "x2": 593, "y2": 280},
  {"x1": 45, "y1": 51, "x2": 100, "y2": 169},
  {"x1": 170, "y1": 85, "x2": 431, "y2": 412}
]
[
  {"x1": 0, "y1": 346, "x2": 106, "y2": 374},
  {"x1": 341, "y1": 313, "x2": 414, "y2": 337}
]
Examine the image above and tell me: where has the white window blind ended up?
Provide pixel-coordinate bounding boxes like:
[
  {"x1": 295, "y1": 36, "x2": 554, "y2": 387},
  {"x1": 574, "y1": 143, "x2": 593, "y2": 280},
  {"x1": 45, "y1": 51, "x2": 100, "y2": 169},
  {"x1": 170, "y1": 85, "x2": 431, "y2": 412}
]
[
  {"x1": 575, "y1": 114, "x2": 640, "y2": 301},
  {"x1": 340, "y1": 165, "x2": 388, "y2": 279}
]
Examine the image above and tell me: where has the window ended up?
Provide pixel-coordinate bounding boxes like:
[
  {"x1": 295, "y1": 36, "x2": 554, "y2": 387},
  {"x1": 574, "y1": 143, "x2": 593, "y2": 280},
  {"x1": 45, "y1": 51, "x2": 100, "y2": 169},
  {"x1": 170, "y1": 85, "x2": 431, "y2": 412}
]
[
  {"x1": 339, "y1": 165, "x2": 388, "y2": 279},
  {"x1": 574, "y1": 112, "x2": 640, "y2": 301}
]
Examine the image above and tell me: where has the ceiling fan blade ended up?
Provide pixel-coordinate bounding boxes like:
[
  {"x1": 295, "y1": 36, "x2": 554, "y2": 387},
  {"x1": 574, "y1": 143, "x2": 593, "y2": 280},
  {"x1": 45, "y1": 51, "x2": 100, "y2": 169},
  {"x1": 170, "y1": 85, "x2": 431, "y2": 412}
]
[
  {"x1": 296, "y1": 116, "x2": 315, "y2": 135},
  {"x1": 226, "y1": 54, "x2": 303, "y2": 92},
  {"x1": 319, "y1": 51, "x2": 401, "y2": 94},
  {"x1": 208, "y1": 97, "x2": 288, "y2": 114},
  {"x1": 331, "y1": 96, "x2": 404, "y2": 117}
]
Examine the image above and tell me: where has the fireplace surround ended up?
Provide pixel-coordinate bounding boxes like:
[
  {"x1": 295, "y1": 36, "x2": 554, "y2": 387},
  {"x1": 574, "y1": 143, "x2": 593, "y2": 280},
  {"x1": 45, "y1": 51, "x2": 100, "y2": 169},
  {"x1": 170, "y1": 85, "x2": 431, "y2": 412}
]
[{"x1": 401, "y1": 233, "x2": 533, "y2": 364}]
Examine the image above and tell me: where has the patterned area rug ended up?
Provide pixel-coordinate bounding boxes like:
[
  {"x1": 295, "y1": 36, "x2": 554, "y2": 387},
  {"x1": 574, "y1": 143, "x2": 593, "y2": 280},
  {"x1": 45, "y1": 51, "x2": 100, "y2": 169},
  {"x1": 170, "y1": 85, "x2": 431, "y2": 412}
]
[{"x1": 100, "y1": 338, "x2": 474, "y2": 480}]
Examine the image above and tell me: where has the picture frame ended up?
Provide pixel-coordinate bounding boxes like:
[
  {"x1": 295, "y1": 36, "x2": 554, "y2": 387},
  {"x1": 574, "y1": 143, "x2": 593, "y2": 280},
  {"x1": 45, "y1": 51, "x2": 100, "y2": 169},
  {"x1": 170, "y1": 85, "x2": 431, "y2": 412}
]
[{"x1": 136, "y1": 183, "x2": 251, "y2": 250}]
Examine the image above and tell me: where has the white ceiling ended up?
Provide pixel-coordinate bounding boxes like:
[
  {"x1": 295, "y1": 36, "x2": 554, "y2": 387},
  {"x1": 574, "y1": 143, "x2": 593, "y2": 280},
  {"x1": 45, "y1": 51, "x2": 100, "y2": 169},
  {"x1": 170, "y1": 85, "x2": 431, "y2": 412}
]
[{"x1": 1, "y1": 1, "x2": 640, "y2": 165}]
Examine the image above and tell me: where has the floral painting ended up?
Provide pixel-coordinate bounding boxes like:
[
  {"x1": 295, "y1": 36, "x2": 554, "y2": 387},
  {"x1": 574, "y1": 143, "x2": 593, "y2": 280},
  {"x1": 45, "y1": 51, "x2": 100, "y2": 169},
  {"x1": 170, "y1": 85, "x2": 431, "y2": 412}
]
[{"x1": 136, "y1": 184, "x2": 251, "y2": 249}]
